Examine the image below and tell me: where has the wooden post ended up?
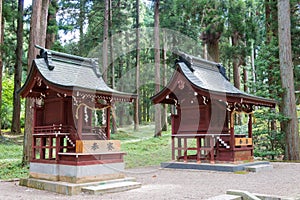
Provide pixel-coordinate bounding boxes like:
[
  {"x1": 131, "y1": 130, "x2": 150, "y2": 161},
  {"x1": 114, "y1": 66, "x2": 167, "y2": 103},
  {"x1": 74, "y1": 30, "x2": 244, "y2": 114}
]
[
  {"x1": 196, "y1": 137, "x2": 201, "y2": 163},
  {"x1": 32, "y1": 103, "x2": 37, "y2": 161},
  {"x1": 210, "y1": 136, "x2": 215, "y2": 164},
  {"x1": 106, "y1": 106, "x2": 111, "y2": 139},
  {"x1": 248, "y1": 114, "x2": 253, "y2": 138},
  {"x1": 178, "y1": 137, "x2": 182, "y2": 158},
  {"x1": 49, "y1": 137, "x2": 53, "y2": 159},
  {"x1": 55, "y1": 137, "x2": 60, "y2": 161},
  {"x1": 41, "y1": 137, "x2": 45, "y2": 159},
  {"x1": 33, "y1": 137, "x2": 36, "y2": 160},
  {"x1": 184, "y1": 138, "x2": 187, "y2": 162},
  {"x1": 171, "y1": 136, "x2": 175, "y2": 160},
  {"x1": 248, "y1": 114, "x2": 253, "y2": 157},
  {"x1": 230, "y1": 112, "x2": 235, "y2": 149},
  {"x1": 77, "y1": 106, "x2": 83, "y2": 140}
]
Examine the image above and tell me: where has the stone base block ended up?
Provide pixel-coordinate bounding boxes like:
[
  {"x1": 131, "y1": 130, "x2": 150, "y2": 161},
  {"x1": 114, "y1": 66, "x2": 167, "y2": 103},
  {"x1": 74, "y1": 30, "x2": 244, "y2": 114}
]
[
  {"x1": 29, "y1": 162, "x2": 125, "y2": 183},
  {"x1": 19, "y1": 177, "x2": 138, "y2": 195}
]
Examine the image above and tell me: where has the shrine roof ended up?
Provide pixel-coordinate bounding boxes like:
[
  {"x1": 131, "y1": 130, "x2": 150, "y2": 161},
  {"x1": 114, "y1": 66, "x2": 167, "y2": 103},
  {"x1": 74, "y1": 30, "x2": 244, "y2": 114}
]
[
  {"x1": 152, "y1": 51, "x2": 276, "y2": 107},
  {"x1": 19, "y1": 46, "x2": 136, "y2": 101}
]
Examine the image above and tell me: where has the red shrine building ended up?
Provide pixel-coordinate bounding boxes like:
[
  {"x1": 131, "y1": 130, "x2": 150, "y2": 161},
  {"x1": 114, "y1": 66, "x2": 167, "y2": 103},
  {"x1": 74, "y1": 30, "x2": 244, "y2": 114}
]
[
  {"x1": 19, "y1": 46, "x2": 136, "y2": 185},
  {"x1": 151, "y1": 52, "x2": 276, "y2": 163}
]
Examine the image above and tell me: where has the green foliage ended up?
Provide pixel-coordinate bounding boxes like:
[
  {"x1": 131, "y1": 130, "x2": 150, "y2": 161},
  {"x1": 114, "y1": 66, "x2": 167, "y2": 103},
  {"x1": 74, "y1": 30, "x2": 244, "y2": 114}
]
[
  {"x1": 253, "y1": 109, "x2": 286, "y2": 160},
  {"x1": 0, "y1": 161, "x2": 29, "y2": 180},
  {"x1": 1, "y1": 75, "x2": 14, "y2": 129},
  {"x1": 254, "y1": 38, "x2": 282, "y2": 100},
  {"x1": 122, "y1": 135, "x2": 171, "y2": 168},
  {"x1": 111, "y1": 124, "x2": 172, "y2": 168},
  {"x1": 0, "y1": 135, "x2": 28, "y2": 180}
]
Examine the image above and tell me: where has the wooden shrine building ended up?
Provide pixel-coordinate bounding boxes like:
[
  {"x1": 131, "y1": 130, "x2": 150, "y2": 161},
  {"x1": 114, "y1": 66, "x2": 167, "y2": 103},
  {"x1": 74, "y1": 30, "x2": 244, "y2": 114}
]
[
  {"x1": 151, "y1": 52, "x2": 276, "y2": 163},
  {"x1": 19, "y1": 46, "x2": 136, "y2": 185}
]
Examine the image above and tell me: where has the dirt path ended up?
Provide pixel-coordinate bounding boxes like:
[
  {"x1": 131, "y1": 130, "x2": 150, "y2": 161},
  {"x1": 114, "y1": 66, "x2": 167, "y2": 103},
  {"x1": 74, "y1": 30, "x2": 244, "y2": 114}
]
[{"x1": 1, "y1": 162, "x2": 300, "y2": 200}]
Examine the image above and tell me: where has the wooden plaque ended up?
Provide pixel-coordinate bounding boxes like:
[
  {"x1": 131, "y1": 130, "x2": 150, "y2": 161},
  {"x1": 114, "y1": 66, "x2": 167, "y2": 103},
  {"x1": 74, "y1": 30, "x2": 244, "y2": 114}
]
[
  {"x1": 235, "y1": 138, "x2": 252, "y2": 146},
  {"x1": 76, "y1": 140, "x2": 121, "y2": 153}
]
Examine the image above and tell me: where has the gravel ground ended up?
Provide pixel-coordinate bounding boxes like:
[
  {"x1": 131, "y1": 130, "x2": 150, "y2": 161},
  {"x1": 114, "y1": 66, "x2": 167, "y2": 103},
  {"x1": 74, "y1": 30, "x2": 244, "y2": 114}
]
[{"x1": 1, "y1": 162, "x2": 300, "y2": 200}]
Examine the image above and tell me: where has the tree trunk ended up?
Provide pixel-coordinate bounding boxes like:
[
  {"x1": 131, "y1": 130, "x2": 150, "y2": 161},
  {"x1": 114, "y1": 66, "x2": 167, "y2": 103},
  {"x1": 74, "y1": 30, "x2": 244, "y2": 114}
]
[
  {"x1": 46, "y1": 0, "x2": 57, "y2": 49},
  {"x1": 108, "y1": 0, "x2": 117, "y2": 133},
  {"x1": 78, "y1": 0, "x2": 85, "y2": 52},
  {"x1": 265, "y1": 0, "x2": 278, "y2": 144},
  {"x1": 207, "y1": 39, "x2": 220, "y2": 63},
  {"x1": 11, "y1": 0, "x2": 24, "y2": 135},
  {"x1": 154, "y1": 0, "x2": 161, "y2": 137},
  {"x1": 0, "y1": 0, "x2": 3, "y2": 136},
  {"x1": 243, "y1": 67, "x2": 248, "y2": 92},
  {"x1": 118, "y1": 57, "x2": 125, "y2": 127},
  {"x1": 103, "y1": 0, "x2": 109, "y2": 82},
  {"x1": 161, "y1": 30, "x2": 168, "y2": 131},
  {"x1": 250, "y1": 40, "x2": 256, "y2": 92},
  {"x1": 23, "y1": 0, "x2": 49, "y2": 165},
  {"x1": 134, "y1": 0, "x2": 140, "y2": 131},
  {"x1": 231, "y1": 33, "x2": 240, "y2": 89},
  {"x1": 278, "y1": 0, "x2": 299, "y2": 160},
  {"x1": 201, "y1": 31, "x2": 221, "y2": 63}
]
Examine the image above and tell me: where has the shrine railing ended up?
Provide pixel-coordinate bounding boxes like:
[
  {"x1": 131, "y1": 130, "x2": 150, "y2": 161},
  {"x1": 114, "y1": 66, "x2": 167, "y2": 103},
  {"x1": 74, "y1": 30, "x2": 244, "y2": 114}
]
[{"x1": 32, "y1": 124, "x2": 77, "y2": 162}]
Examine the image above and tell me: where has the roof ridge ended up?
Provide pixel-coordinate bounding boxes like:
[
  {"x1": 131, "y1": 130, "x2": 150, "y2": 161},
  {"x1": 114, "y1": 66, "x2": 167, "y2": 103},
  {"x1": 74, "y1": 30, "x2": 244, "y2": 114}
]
[
  {"x1": 35, "y1": 45, "x2": 102, "y2": 78},
  {"x1": 175, "y1": 50, "x2": 229, "y2": 80}
]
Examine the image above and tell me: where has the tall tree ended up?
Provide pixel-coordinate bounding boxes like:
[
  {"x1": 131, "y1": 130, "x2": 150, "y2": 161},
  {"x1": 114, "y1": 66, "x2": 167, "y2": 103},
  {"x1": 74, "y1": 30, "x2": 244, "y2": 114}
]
[
  {"x1": 11, "y1": 0, "x2": 24, "y2": 135},
  {"x1": 161, "y1": 29, "x2": 167, "y2": 131},
  {"x1": 200, "y1": 0, "x2": 225, "y2": 62},
  {"x1": 154, "y1": 0, "x2": 161, "y2": 137},
  {"x1": 0, "y1": 0, "x2": 2, "y2": 136},
  {"x1": 23, "y1": 0, "x2": 49, "y2": 165},
  {"x1": 134, "y1": 0, "x2": 140, "y2": 131},
  {"x1": 78, "y1": 0, "x2": 86, "y2": 52},
  {"x1": 46, "y1": 0, "x2": 58, "y2": 49},
  {"x1": 277, "y1": 0, "x2": 299, "y2": 160},
  {"x1": 103, "y1": 0, "x2": 109, "y2": 82}
]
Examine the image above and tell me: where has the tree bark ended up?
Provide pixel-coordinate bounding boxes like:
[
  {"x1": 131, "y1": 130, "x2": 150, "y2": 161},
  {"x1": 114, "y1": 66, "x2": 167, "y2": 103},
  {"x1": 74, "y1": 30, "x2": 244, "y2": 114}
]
[
  {"x1": 154, "y1": 0, "x2": 161, "y2": 137},
  {"x1": 162, "y1": 29, "x2": 168, "y2": 131},
  {"x1": 46, "y1": 0, "x2": 57, "y2": 49},
  {"x1": 103, "y1": 0, "x2": 109, "y2": 82},
  {"x1": 277, "y1": 0, "x2": 299, "y2": 160},
  {"x1": 201, "y1": 31, "x2": 221, "y2": 63},
  {"x1": 78, "y1": 0, "x2": 85, "y2": 52},
  {"x1": 0, "y1": 0, "x2": 3, "y2": 136},
  {"x1": 11, "y1": 0, "x2": 24, "y2": 135},
  {"x1": 243, "y1": 67, "x2": 248, "y2": 92},
  {"x1": 108, "y1": 0, "x2": 117, "y2": 133},
  {"x1": 23, "y1": 0, "x2": 49, "y2": 165},
  {"x1": 134, "y1": 0, "x2": 140, "y2": 131},
  {"x1": 231, "y1": 33, "x2": 240, "y2": 89},
  {"x1": 207, "y1": 39, "x2": 220, "y2": 63}
]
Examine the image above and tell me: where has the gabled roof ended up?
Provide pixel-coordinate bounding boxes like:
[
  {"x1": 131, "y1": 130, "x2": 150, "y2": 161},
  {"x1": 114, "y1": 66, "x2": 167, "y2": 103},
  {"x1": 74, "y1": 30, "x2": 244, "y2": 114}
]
[
  {"x1": 152, "y1": 51, "x2": 276, "y2": 107},
  {"x1": 19, "y1": 46, "x2": 136, "y2": 102}
]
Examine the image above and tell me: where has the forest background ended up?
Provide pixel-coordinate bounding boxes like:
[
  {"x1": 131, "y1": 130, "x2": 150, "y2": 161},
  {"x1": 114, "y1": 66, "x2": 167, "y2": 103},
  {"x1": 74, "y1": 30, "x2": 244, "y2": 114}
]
[{"x1": 0, "y1": 0, "x2": 299, "y2": 164}]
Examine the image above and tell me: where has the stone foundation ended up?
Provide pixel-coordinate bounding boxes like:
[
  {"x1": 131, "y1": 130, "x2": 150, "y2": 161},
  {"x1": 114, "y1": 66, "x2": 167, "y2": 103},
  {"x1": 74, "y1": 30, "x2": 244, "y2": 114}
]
[{"x1": 28, "y1": 162, "x2": 125, "y2": 183}]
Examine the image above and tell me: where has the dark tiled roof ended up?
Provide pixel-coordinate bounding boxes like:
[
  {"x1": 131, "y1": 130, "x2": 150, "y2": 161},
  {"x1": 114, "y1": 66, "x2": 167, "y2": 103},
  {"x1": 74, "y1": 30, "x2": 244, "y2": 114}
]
[
  {"x1": 21, "y1": 46, "x2": 136, "y2": 100},
  {"x1": 178, "y1": 62, "x2": 243, "y2": 94},
  {"x1": 152, "y1": 51, "x2": 276, "y2": 107}
]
